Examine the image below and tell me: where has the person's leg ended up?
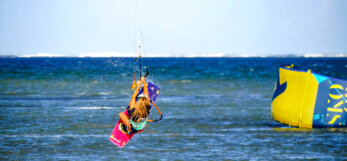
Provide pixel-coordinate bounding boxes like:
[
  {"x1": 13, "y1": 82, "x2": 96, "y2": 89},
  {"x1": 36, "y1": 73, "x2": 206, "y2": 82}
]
[
  {"x1": 119, "y1": 112, "x2": 130, "y2": 126},
  {"x1": 119, "y1": 112, "x2": 132, "y2": 133}
]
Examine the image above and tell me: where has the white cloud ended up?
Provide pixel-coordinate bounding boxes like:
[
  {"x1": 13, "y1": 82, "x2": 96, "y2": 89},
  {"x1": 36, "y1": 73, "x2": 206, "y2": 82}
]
[
  {"x1": 18, "y1": 53, "x2": 66, "y2": 57},
  {"x1": 78, "y1": 52, "x2": 134, "y2": 57}
]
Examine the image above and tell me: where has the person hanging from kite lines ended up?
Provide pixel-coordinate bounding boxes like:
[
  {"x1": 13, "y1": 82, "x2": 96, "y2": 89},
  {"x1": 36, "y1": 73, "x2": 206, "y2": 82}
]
[
  {"x1": 119, "y1": 77, "x2": 150, "y2": 134},
  {"x1": 109, "y1": 1, "x2": 162, "y2": 148},
  {"x1": 118, "y1": 29, "x2": 162, "y2": 134},
  {"x1": 118, "y1": 75, "x2": 162, "y2": 134}
]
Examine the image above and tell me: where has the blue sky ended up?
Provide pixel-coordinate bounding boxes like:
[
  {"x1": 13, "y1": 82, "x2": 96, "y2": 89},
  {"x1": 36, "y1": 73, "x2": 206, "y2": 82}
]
[{"x1": 0, "y1": 0, "x2": 346, "y2": 56}]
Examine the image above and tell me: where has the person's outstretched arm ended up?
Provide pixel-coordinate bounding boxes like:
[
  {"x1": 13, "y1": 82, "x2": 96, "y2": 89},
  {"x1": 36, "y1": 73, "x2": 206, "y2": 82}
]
[
  {"x1": 141, "y1": 77, "x2": 149, "y2": 98},
  {"x1": 129, "y1": 80, "x2": 141, "y2": 108}
]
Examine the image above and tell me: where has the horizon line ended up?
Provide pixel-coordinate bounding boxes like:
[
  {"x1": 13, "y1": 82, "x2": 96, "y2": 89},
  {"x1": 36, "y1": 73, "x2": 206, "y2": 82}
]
[{"x1": 0, "y1": 52, "x2": 346, "y2": 58}]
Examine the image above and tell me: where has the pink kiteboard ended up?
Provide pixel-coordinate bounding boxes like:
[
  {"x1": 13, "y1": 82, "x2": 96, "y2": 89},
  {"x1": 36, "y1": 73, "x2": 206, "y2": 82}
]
[{"x1": 109, "y1": 81, "x2": 160, "y2": 147}]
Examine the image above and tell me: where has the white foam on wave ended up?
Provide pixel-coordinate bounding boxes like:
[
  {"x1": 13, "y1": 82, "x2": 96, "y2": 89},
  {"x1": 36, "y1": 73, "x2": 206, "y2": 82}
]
[
  {"x1": 76, "y1": 107, "x2": 115, "y2": 110},
  {"x1": 98, "y1": 92, "x2": 112, "y2": 95},
  {"x1": 16, "y1": 52, "x2": 347, "y2": 58}
]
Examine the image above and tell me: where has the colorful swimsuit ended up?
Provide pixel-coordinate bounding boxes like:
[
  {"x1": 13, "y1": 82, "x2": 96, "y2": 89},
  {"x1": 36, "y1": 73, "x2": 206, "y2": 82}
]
[
  {"x1": 129, "y1": 119, "x2": 148, "y2": 131},
  {"x1": 127, "y1": 106, "x2": 149, "y2": 131}
]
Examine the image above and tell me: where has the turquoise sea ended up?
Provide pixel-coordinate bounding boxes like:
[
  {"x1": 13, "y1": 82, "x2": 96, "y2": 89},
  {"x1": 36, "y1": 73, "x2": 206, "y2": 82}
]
[{"x1": 1, "y1": 57, "x2": 346, "y2": 160}]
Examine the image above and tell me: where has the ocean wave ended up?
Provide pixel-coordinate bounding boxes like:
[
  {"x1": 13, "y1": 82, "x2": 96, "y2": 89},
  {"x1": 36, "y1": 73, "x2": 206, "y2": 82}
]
[
  {"x1": 98, "y1": 92, "x2": 112, "y2": 95},
  {"x1": 13, "y1": 52, "x2": 347, "y2": 58},
  {"x1": 168, "y1": 80, "x2": 192, "y2": 84},
  {"x1": 75, "y1": 107, "x2": 115, "y2": 110},
  {"x1": 1, "y1": 134, "x2": 108, "y2": 138}
]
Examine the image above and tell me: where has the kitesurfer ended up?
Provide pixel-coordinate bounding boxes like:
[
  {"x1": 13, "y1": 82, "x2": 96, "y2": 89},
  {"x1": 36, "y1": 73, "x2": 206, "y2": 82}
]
[{"x1": 119, "y1": 77, "x2": 151, "y2": 134}]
